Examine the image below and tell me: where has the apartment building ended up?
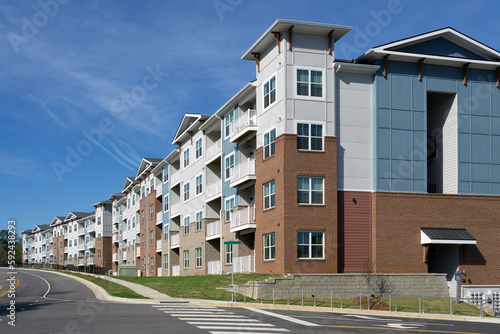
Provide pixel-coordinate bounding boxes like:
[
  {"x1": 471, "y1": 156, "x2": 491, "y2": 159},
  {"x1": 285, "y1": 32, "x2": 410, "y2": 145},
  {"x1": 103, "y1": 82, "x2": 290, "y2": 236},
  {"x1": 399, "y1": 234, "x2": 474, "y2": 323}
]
[
  {"x1": 21, "y1": 224, "x2": 52, "y2": 265},
  {"x1": 91, "y1": 200, "x2": 113, "y2": 271}
]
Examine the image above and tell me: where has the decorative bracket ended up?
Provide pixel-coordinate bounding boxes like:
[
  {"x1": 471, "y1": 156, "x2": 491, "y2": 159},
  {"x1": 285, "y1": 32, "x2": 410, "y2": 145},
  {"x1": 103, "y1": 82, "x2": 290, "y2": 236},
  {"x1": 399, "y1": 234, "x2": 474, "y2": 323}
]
[
  {"x1": 383, "y1": 55, "x2": 389, "y2": 78},
  {"x1": 272, "y1": 31, "x2": 281, "y2": 53},
  {"x1": 463, "y1": 63, "x2": 470, "y2": 85},
  {"x1": 288, "y1": 25, "x2": 294, "y2": 51},
  {"x1": 418, "y1": 58, "x2": 425, "y2": 81},
  {"x1": 328, "y1": 30, "x2": 334, "y2": 54},
  {"x1": 496, "y1": 67, "x2": 500, "y2": 88},
  {"x1": 252, "y1": 52, "x2": 260, "y2": 73}
]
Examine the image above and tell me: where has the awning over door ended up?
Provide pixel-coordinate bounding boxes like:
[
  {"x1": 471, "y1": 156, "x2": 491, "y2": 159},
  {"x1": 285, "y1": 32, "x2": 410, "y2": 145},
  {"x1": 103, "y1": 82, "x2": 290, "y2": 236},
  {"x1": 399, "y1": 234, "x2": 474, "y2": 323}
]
[{"x1": 421, "y1": 228, "x2": 476, "y2": 245}]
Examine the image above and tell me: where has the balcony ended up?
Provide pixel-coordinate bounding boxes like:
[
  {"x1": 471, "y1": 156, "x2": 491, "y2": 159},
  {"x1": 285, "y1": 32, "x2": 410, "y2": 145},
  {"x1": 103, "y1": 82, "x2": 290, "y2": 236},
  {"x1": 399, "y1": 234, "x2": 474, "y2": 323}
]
[
  {"x1": 156, "y1": 211, "x2": 163, "y2": 225},
  {"x1": 156, "y1": 183, "x2": 162, "y2": 197},
  {"x1": 86, "y1": 240, "x2": 95, "y2": 249},
  {"x1": 229, "y1": 205, "x2": 256, "y2": 233},
  {"x1": 206, "y1": 220, "x2": 221, "y2": 240},
  {"x1": 172, "y1": 265, "x2": 180, "y2": 277},
  {"x1": 123, "y1": 251, "x2": 127, "y2": 260},
  {"x1": 156, "y1": 239, "x2": 162, "y2": 252},
  {"x1": 170, "y1": 233, "x2": 179, "y2": 249},
  {"x1": 170, "y1": 171, "x2": 180, "y2": 188},
  {"x1": 87, "y1": 223, "x2": 95, "y2": 233},
  {"x1": 136, "y1": 246, "x2": 140, "y2": 257},
  {"x1": 207, "y1": 260, "x2": 220, "y2": 275},
  {"x1": 157, "y1": 267, "x2": 162, "y2": 277},
  {"x1": 87, "y1": 256, "x2": 95, "y2": 265},
  {"x1": 113, "y1": 253, "x2": 118, "y2": 262},
  {"x1": 112, "y1": 233, "x2": 119, "y2": 244},
  {"x1": 233, "y1": 255, "x2": 255, "y2": 273},
  {"x1": 206, "y1": 181, "x2": 222, "y2": 202},
  {"x1": 64, "y1": 261, "x2": 68, "y2": 266},
  {"x1": 205, "y1": 139, "x2": 222, "y2": 164},
  {"x1": 171, "y1": 203, "x2": 181, "y2": 218},
  {"x1": 64, "y1": 247, "x2": 68, "y2": 253},
  {"x1": 230, "y1": 158, "x2": 256, "y2": 188},
  {"x1": 230, "y1": 109, "x2": 257, "y2": 143},
  {"x1": 78, "y1": 227, "x2": 85, "y2": 235}
]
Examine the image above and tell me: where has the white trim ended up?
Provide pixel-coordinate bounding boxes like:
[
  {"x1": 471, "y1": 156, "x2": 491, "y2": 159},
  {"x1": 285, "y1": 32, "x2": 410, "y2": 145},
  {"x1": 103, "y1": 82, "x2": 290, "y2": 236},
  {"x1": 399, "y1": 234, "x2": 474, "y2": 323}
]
[
  {"x1": 294, "y1": 120, "x2": 326, "y2": 152},
  {"x1": 262, "y1": 127, "x2": 277, "y2": 160},
  {"x1": 333, "y1": 62, "x2": 380, "y2": 74},
  {"x1": 194, "y1": 137, "x2": 203, "y2": 161},
  {"x1": 195, "y1": 172, "x2": 203, "y2": 197},
  {"x1": 224, "y1": 152, "x2": 235, "y2": 182},
  {"x1": 294, "y1": 66, "x2": 326, "y2": 101},
  {"x1": 421, "y1": 230, "x2": 476, "y2": 245},
  {"x1": 262, "y1": 72, "x2": 277, "y2": 112},
  {"x1": 163, "y1": 194, "x2": 169, "y2": 213}
]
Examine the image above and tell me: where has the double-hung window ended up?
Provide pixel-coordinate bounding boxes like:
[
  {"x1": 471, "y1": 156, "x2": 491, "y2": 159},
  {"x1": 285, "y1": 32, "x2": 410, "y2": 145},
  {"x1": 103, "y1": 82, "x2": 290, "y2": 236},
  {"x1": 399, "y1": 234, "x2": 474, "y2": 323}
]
[
  {"x1": 224, "y1": 108, "x2": 236, "y2": 138},
  {"x1": 164, "y1": 254, "x2": 168, "y2": 270},
  {"x1": 183, "y1": 148, "x2": 190, "y2": 168},
  {"x1": 97, "y1": 217, "x2": 101, "y2": 225},
  {"x1": 263, "y1": 128, "x2": 276, "y2": 159},
  {"x1": 225, "y1": 244, "x2": 233, "y2": 264},
  {"x1": 150, "y1": 231, "x2": 154, "y2": 245},
  {"x1": 297, "y1": 177, "x2": 324, "y2": 205},
  {"x1": 224, "y1": 154, "x2": 235, "y2": 181},
  {"x1": 264, "y1": 180, "x2": 275, "y2": 210},
  {"x1": 183, "y1": 182, "x2": 190, "y2": 201},
  {"x1": 264, "y1": 233, "x2": 275, "y2": 261},
  {"x1": 132, "y1": 216, "x2": 135, "y2": 228},
  {"x1": 297, "y1": 69, "x2": 323, "y2": 97},
  {"x1": 163, "y1": 195, "x2": 169, "y2": 212},
  {"x1": 297, "y1": 231, "x2": 324, "y2": 259},
  {"x1": 195, "y1": 138, "x2": 203, "y2": 159},
  {"x1": 150, "y1": 204, "x2": 154, "y2": 219},
  {"x1": 195, "y1": 174, "x2": 203, "y2": 195},
  {"x1": 225, "y1": 197, "x2": 235, "y2": 222},
  {"x1": 263, "y1": 75, "x2": 276, "y2": 109},
  {"x1": 184, "y1": 250, "x2": 189, "y2": 268},
  {"x1": 196, "y1": 211, "x2": 202, "y2": 231},
  {"x1": 297, "y1": 123, "x2": 323, "y2": 151},
  {"x1": 196, "y1": 248, "x2": 202, "y2": 267},
  {"x1": 184, "y1": 216, "x2": 190, "y2": 235},
  {"x1": 163, "y1": 168, "x2": 169, "y2": 183}
]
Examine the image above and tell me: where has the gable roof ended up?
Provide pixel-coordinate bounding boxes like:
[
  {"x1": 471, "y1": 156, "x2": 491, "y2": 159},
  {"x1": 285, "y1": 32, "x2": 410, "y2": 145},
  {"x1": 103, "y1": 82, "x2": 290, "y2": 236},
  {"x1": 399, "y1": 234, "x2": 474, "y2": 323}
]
[
  {"x1": 122, "y1": 176, "x2": 139, "y2": 192},
  {"x1": 64, "y1": 211, "x2": 93, "y2": 222},
  {"x1": 32, "y1": 224, "x2": 51, "y2": 233},
  {"x1": 50, "y1": 216, "x2": 66, "y2": 227},
  {"x1": 172, "y1": 114, "x2": 210, "y2": 145},
  {"x1": 357, "y1": 27, "x2": 500, "y2": 69},
  {"x1": 135, "y1": 158, "x2": 163, "y2": 180}
]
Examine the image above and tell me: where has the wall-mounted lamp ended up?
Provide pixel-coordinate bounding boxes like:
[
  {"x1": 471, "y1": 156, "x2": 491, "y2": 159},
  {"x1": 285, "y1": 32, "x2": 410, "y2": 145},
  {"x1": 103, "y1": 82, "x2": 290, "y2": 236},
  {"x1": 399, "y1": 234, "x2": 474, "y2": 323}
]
[{"x1": 352, "y1": 198, "x2": 357, "y2": 204}]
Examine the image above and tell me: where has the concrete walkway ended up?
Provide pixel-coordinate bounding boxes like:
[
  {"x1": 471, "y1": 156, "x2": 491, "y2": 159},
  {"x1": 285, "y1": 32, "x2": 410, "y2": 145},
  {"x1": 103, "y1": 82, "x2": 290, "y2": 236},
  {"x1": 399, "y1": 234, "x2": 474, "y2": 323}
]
[{"x1": 105, "y1": 275, "x2": 174, "y2": 300}]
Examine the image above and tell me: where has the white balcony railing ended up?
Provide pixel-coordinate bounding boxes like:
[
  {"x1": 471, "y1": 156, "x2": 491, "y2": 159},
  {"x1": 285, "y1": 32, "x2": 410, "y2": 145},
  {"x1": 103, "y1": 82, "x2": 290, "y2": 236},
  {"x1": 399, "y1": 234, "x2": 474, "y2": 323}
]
[
  {"x1": 207, "y1": 260, "x2": 221, "y2": 275},
  {"x1": 233, "y1": 255, "x2": 255, "y2": 273},
  {"x1": 87, "y1": 256, "x2": 95, "y2": 265},
  {"x1": 230, "y1": 158, "x2": 255, "y2": 185},
  {"x1": 170, "y1": 171, "x2": 180, "y2": 186},
  {"x1": 64, "y1": 247, "x2": 68, "y2": 253},
  {"x1": 157, "y1": 267, "x2": 162, "y2": 277},
  {"x1": 112, "y1": 253, "x2": 118, "y2": 262},
  {"x1": 87, "y1": 223, "x2": 95, "y2": 232},
  {"x1": 230, "y1": 205, "x2": 256, "y2": 230},
  {"x1": 172, "y1": 265, "x2": 180, "y2": 277},
  {"x1": 206, "y1": 181, "x2": 222, "y2": 199},
  {"x1": 78, "y1": 243, "x2": 85, "y2": 251},
  {"x1": 123, "y1": 251, "x2": 127, "y2": 259},
  {"x1": 156, "y1": 239, "x2": 162, "y2": 252},
  {"x1": 156, "y1": 211, "x2": 163, "y2": 224},
  {"x1": 171, "y1": 203, "x2": 180, "y2": 216},
  {"x1": 86, "y1": 240, "x2": 95, "y2": 249},
  {"x1": 136, "y1": 246, "x2": 140, "y2": 257},
  {"x1": 229, "y1": 109, "x2": 257, "y2": 138},
  {"x1": 64, "y1": 261, "x2": 68, "y2": 266},
  {"x1": 206, "y1": 220, "x2": 221, "y2": 239},
  {"x1": 78, "y1": 258, "x2": 85, "y2": 266},
  {"x1": 156, "y1": 182, "x2": 162, "y2": 196},
  {"x1": 112, "y1": 233, "x2": 119, "y2": 243},
  {"x1": 206, "y1": 138, "x2": 222, "y2": 162},
  {"x1": 170, "y1": 233, "x2": 179, "y2": 248},
  {"x1": 78, "y1": 227, "x2": 85, "y2": 235}
]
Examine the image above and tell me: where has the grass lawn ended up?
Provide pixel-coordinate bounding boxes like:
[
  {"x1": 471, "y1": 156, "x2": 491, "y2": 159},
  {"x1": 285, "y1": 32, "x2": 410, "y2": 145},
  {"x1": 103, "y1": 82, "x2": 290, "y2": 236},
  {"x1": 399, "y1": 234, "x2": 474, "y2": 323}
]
[
  {"x1": 114, "y1": 273, "x2": 279, "y2": 300},
  {"x1": 66, "y1": 272, "x2": 148, "y2": 299}
]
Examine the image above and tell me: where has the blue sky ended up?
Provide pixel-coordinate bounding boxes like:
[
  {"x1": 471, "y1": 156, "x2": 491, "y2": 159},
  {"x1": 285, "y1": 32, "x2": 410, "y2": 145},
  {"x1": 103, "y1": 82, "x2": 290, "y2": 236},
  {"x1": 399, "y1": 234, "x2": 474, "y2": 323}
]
[{"x1": 1, "y1": 0, "x2": 499, "y2": 234}]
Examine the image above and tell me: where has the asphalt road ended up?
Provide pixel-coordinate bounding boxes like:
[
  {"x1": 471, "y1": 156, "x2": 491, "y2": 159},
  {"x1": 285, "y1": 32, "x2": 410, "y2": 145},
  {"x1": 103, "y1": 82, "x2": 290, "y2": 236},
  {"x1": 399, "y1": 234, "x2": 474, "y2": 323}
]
[{"x1": 0, "y1": 268, "x2": 499, "y2": 334}]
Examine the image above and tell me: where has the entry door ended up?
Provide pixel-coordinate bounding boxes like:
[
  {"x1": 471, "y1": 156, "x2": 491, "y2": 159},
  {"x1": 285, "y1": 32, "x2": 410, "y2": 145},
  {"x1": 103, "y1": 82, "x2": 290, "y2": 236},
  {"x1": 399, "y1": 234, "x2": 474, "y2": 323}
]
[{"x1": 428, "y1": 244, "x2": 459, "y2": 297}]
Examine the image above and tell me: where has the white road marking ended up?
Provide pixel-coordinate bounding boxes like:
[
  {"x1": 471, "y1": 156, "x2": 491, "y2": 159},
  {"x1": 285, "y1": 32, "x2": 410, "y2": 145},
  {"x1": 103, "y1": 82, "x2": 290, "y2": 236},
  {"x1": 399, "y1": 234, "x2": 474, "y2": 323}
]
[
  {"x1": 174, "y1": 314, "x2": 245, "y2": 318},
  {"x1": 380, "y1": 323, "x2": 424, "y2": 329},
  {"x1": 165, "y1": 311, "x2": 231, "y2": 314},
  {"x1": 209, "y1": 333, "x2": 288, "y2": 334},
  {"x1": 198, "y1": 326, "x2": 289, "y2": 331},
  {"x1": 342, "y1": 314, "x2": 402, "y2": 321},
  {"x1": 245, "y1": 308, "x2": 320, "y2": 327},
  {"x1": 157, "y1": 308, "x2": 223, "y2": 311},
  {"x1": 21, "y1": 271, "x2": 51, "y2": 298},
  {"x1": 152, "y1": 305, "x2": 216, "y2": 308},
  {"x1": 182, "y1": 318, "x2": 260, "y2": 322},
  {"x1": 188, "y1": 322, "x2": 273, "y2": 326}
]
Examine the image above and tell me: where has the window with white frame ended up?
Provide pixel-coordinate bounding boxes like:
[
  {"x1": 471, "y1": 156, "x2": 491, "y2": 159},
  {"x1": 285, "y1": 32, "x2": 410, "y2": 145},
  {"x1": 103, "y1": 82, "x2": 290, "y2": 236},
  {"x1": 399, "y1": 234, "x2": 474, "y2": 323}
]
[
  {"x1": 69, "y1": 240, "x2": 72, "y2": 247},
  {"x1": 141, "y1": 185, "x2": 145, "y2": 199},
  {"x1": 183, "y1": 182, "x2": 190, "y2": 201},
  {"x1": 97, "y1": 233, "x2": 101, "y2": 242},
  {"x1": 184, "y1": 216, "x2": 190, "y2": 235},
  {"x1": 150, "y1": 178, "x2": 155, "y2": 192},
  {"x1": 127, "y1": 219, "x2": 130, "y2": 230},
  {"x1": 225, "y1": 244, "x2": 233, "y2": 264},
  {"x1": 195, "y1": 174, "x2": 203, "y2": 195},
  {"x1": 85, "y1": 236, "x2": 90, "y2": 245},
  {"x1": 296, "y1": 69, "x2": 323, "y2": 97},
  {"x1": 297, "y1": 177, "x2": 324, "y2": 205},
  {"x1": 150, "y1": 256, "x2": 154, "y2": 272},
  {"x1": 263, "y1": 75, "x2": 276, "y2": 109},
  {"x1": 224, "y1": 196, "x2": 235, "y2": 222},
  {"x1": 163, "y1": 195, "x2": 169, "y2": 212},
  {"x1": 163, "y1": 168, "x2": 168, "y2": 183},
  {"x1": 183, "y1": 148, "x2": 190, "y2": 168},
  {"x1": 97, "y1": 249, "x2": 101, "y2": 259},
  {"x1": 224, "y1": 153, "x2": 235, "y2": 181},
  {"x1": 196, "y1": 211, "x2": 202, "y2": 231},
  {"x1": 196, "y1": 247, "x2": 202, "y2": 267},
  {"x1": 195, "y1": 138, "x2": 202, "y2": 159},
  {"x1": 150, "y1": 204, "x2": 154, "y2": 219},
  {"x1": 224, "y1": 107, "x2": 236, "y2": 138},
  {"x1": 164, "y1": 254, "x2": 168, "y2": 270},
  {"x1": 263, "y1": 128, "x2": 276, "y2": 159},
  {"x1": 132, "y1": 193, "x2": 136, "y2": 206},
  {"x1": 127, "y1": 198, "x2": 130, "y2": 209},
  {"x1": 297, "y1": 123, "x2": 323, "y2": 151},
  {"x1": 297, "y1": 231, "x2": 324, "y2": 259},
  {"x1": 264, "y1": 180, "x2": 275, "y2": 210},
  {"x1": 74, "y1": 238, "x2": 77, "y2": 246},
  {"x1": 264, "y1": 233, "x2": 275, "y2": 261},
  {"x1": 184, "y1": 250, "x2": 189, "y2": 268},
  {"x1": 68, "y1": 225, "x2": 72, "y2": 233},
  {"x1": 150, "y1": 231, "x2": 154, "y2": 245},
  {"x1": 97, "y1": 216, "x2": 101, "y2": 225},
  {"x1": 132, "y1": 216, "x2": 136, "y2": 228}
]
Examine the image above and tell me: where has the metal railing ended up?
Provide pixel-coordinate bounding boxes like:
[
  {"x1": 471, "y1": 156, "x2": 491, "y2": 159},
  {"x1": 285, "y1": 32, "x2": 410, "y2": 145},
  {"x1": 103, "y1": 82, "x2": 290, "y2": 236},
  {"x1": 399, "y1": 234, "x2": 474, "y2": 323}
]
[
  {"x1": 230, "y1": 205, "x2": 256, "y2": 230},
  {"x1": 233, "y1": 255, "x2": 254, "y2": 273},
  {"x1": 206, "y1": 138, "x2": 222, "y2": 161},
  {"x1": 207, "y1": 260, "x2": 221, "y2": 275},
  {"x1": 156, "y1": 211, "x2": 163, "y2": 223},
  {"x1": 170, "y1": 233, "x2": 179, "y2": 248},
  {"x1": 206, "y1": 220, "x2": 221, "y2": 238},
  {"x1": 206, "y1": 181, "x2": 222, "y2": 199},
  {"x1": 230, "y1": 109, "x2": 257, "y2": 138},
  {"x1": 230, "y1": 158, "x2": 255, "y2": 184},
  {"x1": 170, "y1": 171, "x2": 180, "y2": 186},
  {"x1": 172, "y1": 265, "x2": 180, "y2": 277}
]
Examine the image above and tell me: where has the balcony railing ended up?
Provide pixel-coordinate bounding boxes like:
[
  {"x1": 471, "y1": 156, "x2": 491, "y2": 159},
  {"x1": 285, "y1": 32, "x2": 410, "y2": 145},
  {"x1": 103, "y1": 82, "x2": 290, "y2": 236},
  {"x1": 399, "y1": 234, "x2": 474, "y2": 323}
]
[
  {"x1": 172, "y1": 265, "x2": 180, "y2": 277},
  {"x1": 112, "y1": 233, "x2": 119, "y2": 243},
  {"x1": 157, "y1": 267, "x2": 162, "y2": 277},
  {"x1": 64, "y1": 247, "x2": 68, "y2": 253},
  {"x1": 229, "y1": 109, "x2": 257, "y2": 140},
  {"x1": 156, "y1": 182, "x2": 162, "y2": 196},
  {"x1": 206, "y1": 220, "x2": 221, "y2": 239},
  {"x1": 112, "y1": 253, "x2": 118, "y2": 262},
  {"x1": 229, "y1": 205, "x2": 256, "y2": 232},
  {"x1": 87, "y1": 223, "x2": 95, "y2": 232},
  {"x1": 230, "y1": 157, "x2": 256, "y2": 187},
  {"x1": 78, "y1": 257, "x2": 85, "y2": 266},
  {"x1": 207, "y1": 260, "x2": 221, "y2": 275},
  {"x1": 156, "y1": 211, "x2": 163, "y2": 224},
  {"x1": 233, "y1": 255, "x2": 255, "y2": 273},
  {"x1": 123, "y1": 251, "x2": 127, "y2": 259},
  {"x1": 87, "y1": 256, "x2": 95, "y2": 265},
  {"x1": 78, "y1": 227, "x2": 85, "y2": 235},
  {"x1": 78, "y1": 243, "x2": 85, "y2": 251},
  {"x1": 206, "y1": 181, "x2": 222, "y2": 200},
  {"x1": 170, "y1": 171, "x2": 180, "y2": 187},
  {"x1": 86, "y1": 240, "x2": 95, "y2": 249},
  {"x1": 136, "y1": 246, "x2": 140, "y2": 257},
  {"x1": 64, "y1": 261, "x2": 68, "y2": 266},
  {"x1": 170, "y1": 233, "x2": 179, "y2": 248},
  {"x1": 171, "y1": 203, "x2": 180, "y2": 217},
  {"x1": 206, "y1": 138, "x2": 222, "y2": 162},
  {"x1": 156, "y1": 239, "x2": 162, "y2": 252}
]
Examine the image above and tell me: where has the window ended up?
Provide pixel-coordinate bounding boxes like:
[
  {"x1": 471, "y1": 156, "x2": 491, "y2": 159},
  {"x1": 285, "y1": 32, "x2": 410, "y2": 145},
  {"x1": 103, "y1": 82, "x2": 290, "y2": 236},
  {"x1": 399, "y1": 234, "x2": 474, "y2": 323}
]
[
  {"x1": 184, "y1": 250, "x2": 189, "y2": 268},
  {"x1": 264, "y1": 180, "x2": 275, "y2": 210},
  {"x1": 150, "y1": 204, "x2": 154, "y2": 219},
  {"x1": 97, "y1": 249, "x2": 101, "y2": 259},
  {"x1": 163, "y1": 168, "x2": 168, "y2": 183},
  {"x1": 225, "y1": 244, "x2": 233, "y2": 264},
  {"x1": 97, "y1": 217, "x2": 101, "y2": 225},
  {"x1": 297, "y1": 231, "x2": 324, "y2": 259},
  {"x1": 195, "y1": 174, "x2": 203, "y2": 195},
  {"x1": 196, "y1": 211, "x2": 202, "y2": 231},
  {"x1": 127, "y1": 198, "x2": 130, "y2": 209},
  {"x1": 183, "y1": 182, "x2": 190, "y2": 201},
  {"x1": 150, "y1": 231, "x2": 154, "y2": 245},
  {"x1": 69, "y1": 240, "x2": 72, "y2": 247},
  {"x1": 184, "y1": 216, "x2": 190, "y2": 235},
  {"x1": 141, "y1": 185, "x2": 145, "y2": 199},
  {"x1": 68, "y1": 225, "x2": 72, "y2": 233},
  {"x1": 132, "y1": 217, "x2": 136, "y2": 228},
  {"x1": 224, "y1": 107, "x2": 236, "y2": 138},
  {"x1": 183, "y1": 148, "x2": 190, "y2": 168},
  {"x1": 297, "y1": 69, "x2": 323, "y2": 97},
  {"x1": 142, "y1": 258, "x2": 145, "y2": 272},
  {"x1": 163, "y1": 195, "x2": 169, "y2": 212},
  {"x1": 85, "y1": 236, "x2": 90, "y2": 245},
  {"x1": 195, "y1": 138, "x2": 203, "y2": 159},
  {"x1": 97, "y1": 233, "x2": 101, "y2": 242},
  {"x1": 164, "y1": 254, "x2": 168, "y2": 270},
  {"x1": 264, "y1": 233, "x2": 275, "y2": 260},
  {"x1": 196, "y1": 248, "x2": 202, "y2": 267},
  {"x1": 224, "y1": 197, "x2": 235, "y2": 222},
  {"x1": 297, "y1": 123, "x2": 323, "y2": 151},
  {"x1": 74, "y1": 239, "x2": 77, "y2": 246},
  {"x1": 297, "y1": 177, "x2": 324, "y2": 205},
  {"x1": 150, "y1": 178, "x2": 154, "y2": 193},
  {"x1": 141, "y1": 234, "x2": 144, "y2": 248},
  {"x1": 224, "y1": 153, "x2": 235, "y2": 181},
  {"x1": 141, "y1": 210, "x2": 144, "y2": 223},
  {"x1": 127, "y1": 219, "x2": 130, "y2": 230},
  {"x1": 263, "y1": 128, "x2": 276, "y2": 159},
  {"x1": 263, "y1": 75, "x2": 276, "y2": 109},
  {"x1": 132, "y1": 194, "x2": 136, "y2": 206},
  {"x1": 150, "y1": 257, "x2": 154, "y2": 272}
]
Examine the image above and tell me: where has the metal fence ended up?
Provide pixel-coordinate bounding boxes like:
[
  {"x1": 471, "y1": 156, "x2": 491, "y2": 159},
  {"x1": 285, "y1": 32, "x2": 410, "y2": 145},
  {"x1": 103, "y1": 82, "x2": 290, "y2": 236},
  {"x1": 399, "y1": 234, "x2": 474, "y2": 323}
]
[
  {"x1": 22, "y1": 263, "x2": 108, "y2": 275},
  {"x1": 232, "y1": 284, "x2": 497, "y2": 318}
]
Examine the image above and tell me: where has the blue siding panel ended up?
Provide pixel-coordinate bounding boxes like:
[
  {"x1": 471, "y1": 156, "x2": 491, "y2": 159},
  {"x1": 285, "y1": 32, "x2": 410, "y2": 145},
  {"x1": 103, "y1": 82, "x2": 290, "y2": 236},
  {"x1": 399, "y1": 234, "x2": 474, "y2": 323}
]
[
  {"x1": 492, "y1": 165, "x2": 500, "y2": 182},
  {"x1": 471, "y1": 134, "x2": 490, "y2": 164},
  {"x1": 459, "y1": 133, "x2": 471, "y2": 162},
  {"x1": 459, "y1": 163, "x2": 471, "y2": 182},
  {"x1": 471, "y1": 182, "x2": 491, "y2": 194},
  {"x1": 470, "y1": 82, "x2": 491, "y2": 116},
  {"x1": 391, "y1": 75, "x2": 412, "y2": 110},
  {"x1": 413, "y1": 131, "x2": 426, "y2": 161},
  {"x1": 492, "y1": 117, "x2": 500, "y2": 135},
  {"x1": 413, "y1": 112, "x2": 425, "y2": 131},
  {"x1": 378, "y1": 108, "x2": 391, "y2": 128},
  {"x1": 458, "y1": 181, "x2": 471, "y2": 193},
  {"x1": 471, "y1": 164, "x2": 491, "y2": 182},
  {"x1": 391, "y1": 129, "x2": 412, "y2": 160},
  {"x1": 377, "y1": 76, "x2": 391, "y2": 109},
  {"x1": 492, "y1": 88, "x2": 500, "y2": 116},
  {"x1": 378, "y1": 128, "x2": 391, "y2": 159},
  {"x1": 412, "y1": 77, "x2": 426, "y2": 111},
  {"x1": 426, "y1": 78, "x2": 457, "y2": 93},
  {"x1": 471, "y1": 116, "x2": 491, "y2": 134},
  {"x1": 492, "y1": 136, "x2": 500, "y2": 164},
  {"x1": 458, "y1": 115, "x2": 471, "y2": 133}
]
